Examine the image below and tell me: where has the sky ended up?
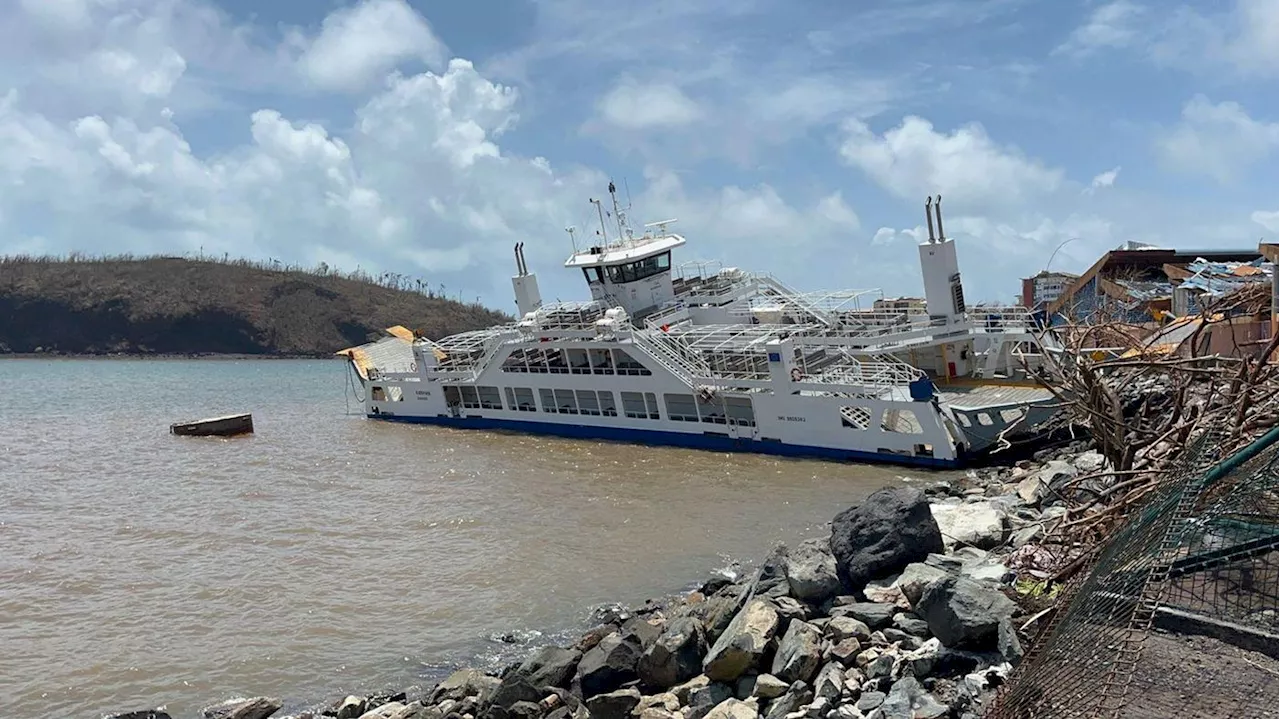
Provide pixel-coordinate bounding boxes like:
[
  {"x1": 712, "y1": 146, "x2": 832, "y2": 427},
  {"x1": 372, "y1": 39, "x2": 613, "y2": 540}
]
[{"x1": 0, "y1": 0, "x2": 1276, "y2": 312}]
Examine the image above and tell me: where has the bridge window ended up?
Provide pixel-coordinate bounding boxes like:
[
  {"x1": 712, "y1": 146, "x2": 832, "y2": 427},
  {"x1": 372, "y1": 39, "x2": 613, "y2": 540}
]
[
  {"x1": 582, "y1": 267, "x2": 604, "y2": 284},
  {"x1": 606, "y1": 252, "x2": 671, "y2": 284}
]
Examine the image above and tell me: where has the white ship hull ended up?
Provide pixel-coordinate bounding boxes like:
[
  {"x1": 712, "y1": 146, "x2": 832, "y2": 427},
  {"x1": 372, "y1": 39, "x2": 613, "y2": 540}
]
[{"x1": 341, "y1": 191, "x2": 1061, "y2": 469}]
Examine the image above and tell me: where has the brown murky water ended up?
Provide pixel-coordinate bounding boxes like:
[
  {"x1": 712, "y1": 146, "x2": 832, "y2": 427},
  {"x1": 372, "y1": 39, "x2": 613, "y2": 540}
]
[{"x1": 0, "y1": 359, "x2": 950, "y2": 719}]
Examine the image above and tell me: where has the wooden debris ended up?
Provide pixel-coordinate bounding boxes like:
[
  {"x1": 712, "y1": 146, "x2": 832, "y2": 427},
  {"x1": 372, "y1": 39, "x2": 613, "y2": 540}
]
[{"x1": 170, "y1": 413, "x2": 254, "y2": 437}]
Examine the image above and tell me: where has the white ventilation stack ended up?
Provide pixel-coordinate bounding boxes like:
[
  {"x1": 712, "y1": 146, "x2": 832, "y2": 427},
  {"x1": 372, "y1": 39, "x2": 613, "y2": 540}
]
[
  {"x1": 917, "y1": 195, "x2": 966, "y2": 321},
  {"x1": 511, "y1": 242, "x2": 543, "y2": 317}
]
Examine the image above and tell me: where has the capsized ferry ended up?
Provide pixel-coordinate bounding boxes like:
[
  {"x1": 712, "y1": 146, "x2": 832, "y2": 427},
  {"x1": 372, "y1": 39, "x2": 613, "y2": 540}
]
[{"x1": 339, "y1": 187, "x2": 1059, "y2": 468}]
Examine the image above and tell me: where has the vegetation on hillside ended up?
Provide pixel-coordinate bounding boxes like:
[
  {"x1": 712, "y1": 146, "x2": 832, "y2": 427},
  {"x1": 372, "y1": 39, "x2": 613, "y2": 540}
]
[{"x1": 0, "y1": 254, "x2": 511, "y2": 356}]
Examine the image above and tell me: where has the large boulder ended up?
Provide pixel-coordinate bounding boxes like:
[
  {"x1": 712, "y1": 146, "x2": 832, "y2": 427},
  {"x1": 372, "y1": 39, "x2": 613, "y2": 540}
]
[
  {"x1": 917, "y1": 576, "x2": 1017, "y2": 650},
  {"x1": 703, "y1": 599, "x2": 780, "y2": 682},
  {"x1": 576, "y1": 633, "x2": 643, "y2": 697},
  {"x1": 755, "y1": 543, "x2": 792, "y2": 599},
  {"x1": 769, "y1": 620, "x2": 822, "y2": 684},
  {"x1": 584, "y1": 688, "x2": 641, "y2": 719},
  {"x1": 200, "y1": 698, "x2": 282, "y2": 719},
  {"x1": 432, "y1": 668, "x2": 500, "y2": 703},
  {"x1": 483, "y1": 645, "x2": 582, "y2": 712},
  {"x1": 894, "y1": 562, "x2": 951, "y2": 606},
  {"x1": 783, "y1": 538, "x2": 840, "y2": 603},
  {"x1": 879, "y1": 677, "x2": 947, "y2": 719},
  {"x1": 829, "y1": 488, "x2": 944, "y2": 592},
  {"x1": 638, "y1": 616, "x2": 708, "y2": 689},
  {"x1": 704, "y1": 697, "x2": 760, "y2": 719},
  {"x1": 929, "y1": 502, "x2": 1007, "y2": 550}
]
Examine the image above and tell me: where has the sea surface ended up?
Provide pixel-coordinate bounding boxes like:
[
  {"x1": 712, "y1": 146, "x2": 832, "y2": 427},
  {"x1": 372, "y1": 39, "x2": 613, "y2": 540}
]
[{"x1": 0, "y1": 358, "x2": 950, "y2": 719}]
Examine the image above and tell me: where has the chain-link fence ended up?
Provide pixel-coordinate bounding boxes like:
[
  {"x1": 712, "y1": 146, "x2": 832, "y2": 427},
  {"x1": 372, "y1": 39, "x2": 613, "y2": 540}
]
[{"x1": 984, "y1": 427, "x2": 1279, "y2": 719}]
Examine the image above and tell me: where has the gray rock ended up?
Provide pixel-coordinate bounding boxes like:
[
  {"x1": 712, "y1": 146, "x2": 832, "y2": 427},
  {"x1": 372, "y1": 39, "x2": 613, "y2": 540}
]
[
  {"x1": 201, "y1": 697, "x2": 283, "y2": 719},
  {"x1": 705, "y1": 698, "x2": 761, "y2": 719},
  {"x1": 688, "y1": 683, "x2": 737, "y2": 719},
  {"x1": 861, "y1": 575, "x2": 909, "y2": 609},
  {"x1": 622, "y1": 616, "x2": 663, "y2": 650},
  {"x1": 1010, "y1": 524, "x2": 1043, "y2": 548},
  {"x1": 771, "y1": 620, "x2": 823, "y2": 684},
  {"x1": 576, "y1": 633, "x2": 642, "y2": 697},
  {"x1": 1073, "y1": 450, "x2": 1107, "y2": 473},
  {"x1": 771, "y1": 596, "x2": 809, "y2": 625},
  {"x1": 515, "y1": 645, "x2": 583, "y2": 690},
  {"x1": 785, "y1": 538, "x2": 841, "y2": 603},
  {"x1": 358, "y1": 702, "x2": 406, "y2": 719},
  {"x1": 879, "y1": 677, "x2": 947, "y2": 719},
  {"x1": 671, "y1": 675, "x2": 712, "y2": 705},
  {"x1": 756, "y1": 543, "x2": 793, "y2": 599},
  {"x1": 827, "y1": 638, "x2": 861, "y2": 666},
  {"x1": 865, "y1": 654, "x2": 895, "y2": 680},
  {"x1": 823, "y1": 616, "x2": 871, "y2": 643},
  {"x1": 812, "y1": 663, "x2": 844, "y2": 704},
  {"x1": 752, "y1": 674, "x2": 790, "y2": 700},
  {"x1": 763, "y1": 682, "x2": 813, "y2": 719},
  {"x1": 892, "y1": 613, "x2": 931, "y2": 638},
  {"x1": 829, "y1": 602, "x2": 895, "y2": 630},
  {"x1": 583, "y1": 688, "x2": 641, "y2": 719},
  {"x1": 829, "y1": 488, "x2": 945, "y2": 592},
  {"x1": 433, "y1": 668, "x2": 500, "y2": 703},
  {"x1": 639, "y1": 616, "x2": 708, "y2": 689},
  {"x1": 704, "y1": 599, "x2": 780, "y2": 682},
  {"x1": 107, "y1": 712, "x2": 173, "y2": 719},
  {"x1": 855, "y1": 691, "x2": 885, "y2": 712},
  {"x1": 917, "y1": 576, "x2": 1017, "y2": 650},
  {"x1": 929, "y1": 502, "x2": 1007, "y2": 551},
  {"x1": 880, "y1": 629, "x2": 922, "y2": 650},
  {"x1": 997, "y1": 617, "x2": 1024, "y2": 663}
]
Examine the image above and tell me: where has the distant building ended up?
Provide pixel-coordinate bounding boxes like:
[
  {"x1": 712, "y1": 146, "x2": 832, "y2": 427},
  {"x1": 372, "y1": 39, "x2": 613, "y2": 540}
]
[
  {"x1": 873, "y1": 296, "x2": 926, "y2": 313},
  {"x1": 1020, "y1": 270, "x2": 1079, "y2": 310}
]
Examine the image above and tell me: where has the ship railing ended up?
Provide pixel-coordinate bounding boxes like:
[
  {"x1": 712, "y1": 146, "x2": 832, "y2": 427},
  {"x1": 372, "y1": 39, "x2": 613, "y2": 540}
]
[
  {"x1": 809, "y1": 350, "x2": 925, "y2": 389},
  {"x1": 750, "y1": 273, "x2": 837, "y2": 326},
  {"x1": 629, "y1": 329, "x2": 709, "y2": 387},
  {"x1": 643, "y1": 302, "x2": 691, "y2": 330}
]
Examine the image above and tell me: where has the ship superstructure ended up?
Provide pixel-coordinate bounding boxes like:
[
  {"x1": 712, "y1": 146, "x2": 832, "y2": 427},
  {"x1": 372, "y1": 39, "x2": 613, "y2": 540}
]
[{"x1": 340, "y1": 186, "x2": 1058, "y2": 468}]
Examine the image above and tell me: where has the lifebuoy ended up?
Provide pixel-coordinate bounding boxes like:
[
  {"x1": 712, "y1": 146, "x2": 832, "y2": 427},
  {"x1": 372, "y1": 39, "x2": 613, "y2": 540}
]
[
  {"x1": 410, "y1": 362, "x2": 418, "y2": 372},
  {"x1": 790, "y1": 367, "x2": 803, "y2": 382}
]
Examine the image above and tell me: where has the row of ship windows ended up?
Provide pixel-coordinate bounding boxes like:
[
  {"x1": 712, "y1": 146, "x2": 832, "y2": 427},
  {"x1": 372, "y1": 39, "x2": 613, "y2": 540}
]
[
  {"x1": 500, "y1": 348, "x2": 654, "y2": 376},
  {"x1": 442, "y1": 385, "x2": 758, "y2": 427}
]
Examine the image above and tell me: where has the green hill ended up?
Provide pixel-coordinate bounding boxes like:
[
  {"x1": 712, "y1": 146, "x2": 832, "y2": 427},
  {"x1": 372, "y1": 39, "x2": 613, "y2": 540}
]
[{"x1": 0, "y1": 255, "x2": 511, "y2": 356}]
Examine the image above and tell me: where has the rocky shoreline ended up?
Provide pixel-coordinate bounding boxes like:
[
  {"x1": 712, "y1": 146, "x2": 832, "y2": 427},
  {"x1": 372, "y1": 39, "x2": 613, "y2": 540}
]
[{"x1": 106, "y1": 443, "x2": 1104, "y2": 719}]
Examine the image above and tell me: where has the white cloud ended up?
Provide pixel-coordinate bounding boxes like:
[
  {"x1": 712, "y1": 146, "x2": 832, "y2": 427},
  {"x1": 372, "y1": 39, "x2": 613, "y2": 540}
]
[
  {"x1": 295, "y1": 0, "x2": 448, "y2": 93},
  {"x1": 1086, "y1": 166, "x2": 1121, "y2": 193},
  {"x1": 0, "y1": 1, "x2": 871, "y2": 305},
  {"x1": 595, "y1": 80, "x2": 702, "y2": 130},
  {"x1": 1252, "y1": 210, "x2": 1279, "y2": 234},
  {"x1": 838, "y1": 116, "x2": 1064, "y2": 210},
  {"x1": 1054, "y1": 1, "x2": 1145, "y2": 57},
  {"x1": 1154, "y1": 95, "x2": 1278, "y2": 184}
]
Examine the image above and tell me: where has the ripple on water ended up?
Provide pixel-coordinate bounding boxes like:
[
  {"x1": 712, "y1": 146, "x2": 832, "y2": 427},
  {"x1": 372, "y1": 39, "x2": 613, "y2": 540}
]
[{"x1": 0, "y1": 358, "x2": 952, "y2": 719}]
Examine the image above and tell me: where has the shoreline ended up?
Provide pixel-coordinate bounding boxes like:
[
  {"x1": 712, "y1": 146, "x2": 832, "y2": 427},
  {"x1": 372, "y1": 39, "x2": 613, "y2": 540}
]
[{"x1": 104, "y1": 442, "x2": 1109, "y2": 719}]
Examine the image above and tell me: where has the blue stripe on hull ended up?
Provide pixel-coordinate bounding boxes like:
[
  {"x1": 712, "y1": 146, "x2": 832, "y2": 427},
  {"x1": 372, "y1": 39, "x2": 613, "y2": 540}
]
[{"x1": 367, "y1": 413, "x2": 962, "y2": 469}]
